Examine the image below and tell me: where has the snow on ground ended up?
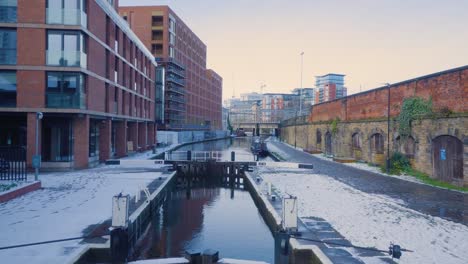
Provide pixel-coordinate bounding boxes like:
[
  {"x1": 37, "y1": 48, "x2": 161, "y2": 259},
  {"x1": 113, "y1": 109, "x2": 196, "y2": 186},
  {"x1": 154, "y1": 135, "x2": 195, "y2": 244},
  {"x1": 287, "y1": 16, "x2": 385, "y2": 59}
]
[
  {"x1": 0, "y1": 165, "x2": 163, "y2": 264},
  {"x1": 259, "y1": 167, "x2": 468, "y2": 264}
]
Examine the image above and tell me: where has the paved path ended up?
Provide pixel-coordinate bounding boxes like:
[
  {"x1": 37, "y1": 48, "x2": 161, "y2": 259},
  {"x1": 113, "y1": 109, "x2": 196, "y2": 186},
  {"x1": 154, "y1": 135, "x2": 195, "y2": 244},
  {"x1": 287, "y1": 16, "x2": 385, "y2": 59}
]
[{"x1": 268, "y1": 140, "x2": 468, "y2": 226}]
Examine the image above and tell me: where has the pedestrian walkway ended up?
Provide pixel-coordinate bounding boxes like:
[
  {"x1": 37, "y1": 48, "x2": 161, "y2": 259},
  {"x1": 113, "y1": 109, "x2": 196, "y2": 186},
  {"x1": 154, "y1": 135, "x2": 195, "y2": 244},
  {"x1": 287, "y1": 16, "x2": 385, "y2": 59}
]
[{"x1": 268, "y1": 140, "x2": 468, "y2": 226}]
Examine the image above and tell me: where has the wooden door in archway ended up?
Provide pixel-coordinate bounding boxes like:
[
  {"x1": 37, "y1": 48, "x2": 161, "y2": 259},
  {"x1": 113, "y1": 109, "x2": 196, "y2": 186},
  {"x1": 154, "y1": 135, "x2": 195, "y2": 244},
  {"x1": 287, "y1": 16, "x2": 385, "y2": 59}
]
[{"x1": 432, "y1": 135, "x2": 463, "y2": 182}]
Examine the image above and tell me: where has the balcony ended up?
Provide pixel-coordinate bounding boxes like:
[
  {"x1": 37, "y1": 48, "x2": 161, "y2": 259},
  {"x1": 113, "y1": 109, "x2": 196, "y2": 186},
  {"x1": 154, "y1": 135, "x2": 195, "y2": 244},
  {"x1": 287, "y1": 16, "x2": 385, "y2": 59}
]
[
  {"x1": 167, "y1": 96, "x2": 185, "y2": 104},
  {"x1": 167, "y1": 66, "x2": 185, "y2": 78},
  {"x1": 46, "y1": 93, "x2": 86, "y2": 109},
  {"x1": 0, "y1": 5, "x2": 17, "y2": 23},
  {"x1": 166, "y1": 104, "x2": 186, "y2": 112},
  {"x1": 166, "y1": 85, "x2": 185, "y2": 95},
  {"x1": 167, "y1": 76, "x2": 185, "y2": 86},
  {"x1": 0, "y1": 48, "x2": 16, "y2": 64},
  {"x1": 46, "y1": 8, "x2": 87, "y2": 27},
  {"x1": 47, "y1": 50, "x2": 87, "y2": 68}
]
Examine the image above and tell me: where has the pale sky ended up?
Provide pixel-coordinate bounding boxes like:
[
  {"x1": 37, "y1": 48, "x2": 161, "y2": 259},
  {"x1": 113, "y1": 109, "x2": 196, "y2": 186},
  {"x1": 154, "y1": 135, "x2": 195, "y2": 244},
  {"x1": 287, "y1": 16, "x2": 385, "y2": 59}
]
[{"x1": 120, "y1": 0, "x2": 468, "y2": 100}]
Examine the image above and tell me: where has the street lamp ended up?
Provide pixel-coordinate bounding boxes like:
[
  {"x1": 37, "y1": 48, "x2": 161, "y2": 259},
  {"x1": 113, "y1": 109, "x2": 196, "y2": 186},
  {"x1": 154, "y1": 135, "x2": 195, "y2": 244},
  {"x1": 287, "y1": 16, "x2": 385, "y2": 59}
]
[
  {"x1": 299, "y1": 51, "x2": 304, "y2": 116},
  {"x1": 34, "y1": 112, "x2": 43, "y2": 181},
  {"x1": 384, "y1": 83, "x2": 391, "y2": 174}
]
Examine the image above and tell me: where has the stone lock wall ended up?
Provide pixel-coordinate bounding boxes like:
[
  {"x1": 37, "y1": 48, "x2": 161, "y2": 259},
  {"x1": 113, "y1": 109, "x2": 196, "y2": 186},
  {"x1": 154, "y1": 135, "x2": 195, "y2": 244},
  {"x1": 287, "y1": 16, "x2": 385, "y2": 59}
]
[{"x1": 280, "y1": 66, "x2": 468, "y2": 186}]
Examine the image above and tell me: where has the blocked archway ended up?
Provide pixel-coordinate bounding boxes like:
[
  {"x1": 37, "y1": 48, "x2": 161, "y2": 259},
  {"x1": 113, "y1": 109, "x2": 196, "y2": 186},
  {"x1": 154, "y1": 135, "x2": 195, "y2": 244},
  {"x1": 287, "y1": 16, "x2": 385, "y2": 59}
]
[
  {"x1": 325, "y1": 132, "x2": 332, "y2": 156},
  {"x1": 370, "y1": 133, "x2": 385, "y2": 166},
  {"x1": 351, "y1": 132, "x2": 362, "y2": 160},
  {"x1": 432, "y1": 135, "x2": 463, "y2": 183}
]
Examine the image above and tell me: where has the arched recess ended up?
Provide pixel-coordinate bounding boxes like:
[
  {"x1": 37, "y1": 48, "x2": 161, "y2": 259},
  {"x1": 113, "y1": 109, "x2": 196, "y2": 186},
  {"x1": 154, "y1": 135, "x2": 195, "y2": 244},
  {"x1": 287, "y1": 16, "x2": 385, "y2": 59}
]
[{"x1": 370, "y1": 133, "x2": 385, "y2": 166}]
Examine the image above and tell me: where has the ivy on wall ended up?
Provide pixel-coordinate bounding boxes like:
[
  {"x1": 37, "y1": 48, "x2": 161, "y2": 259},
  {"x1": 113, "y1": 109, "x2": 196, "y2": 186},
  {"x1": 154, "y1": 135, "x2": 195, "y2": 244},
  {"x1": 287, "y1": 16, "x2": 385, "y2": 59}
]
[
  {"x1": 397, "y1": 97, "x2": 433, "y2": 137},
  {"x1": 331, "y1": 117, "x2": 340, "y2": 135}
]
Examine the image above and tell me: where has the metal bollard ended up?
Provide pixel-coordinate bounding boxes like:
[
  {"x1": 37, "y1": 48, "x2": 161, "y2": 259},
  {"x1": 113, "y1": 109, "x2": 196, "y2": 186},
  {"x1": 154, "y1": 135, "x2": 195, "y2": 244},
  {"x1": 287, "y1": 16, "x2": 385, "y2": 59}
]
[
  {"x1": 187, "y1": 150, "x2": 192, "y2": 161},
  {"x1": 231, "y1": 151, "x2": 235, "y2": 161}
]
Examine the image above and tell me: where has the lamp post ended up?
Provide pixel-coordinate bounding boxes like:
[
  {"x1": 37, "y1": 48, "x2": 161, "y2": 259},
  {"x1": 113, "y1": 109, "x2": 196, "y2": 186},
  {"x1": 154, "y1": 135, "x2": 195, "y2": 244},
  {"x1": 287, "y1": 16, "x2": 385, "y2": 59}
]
[
  {"x1": 299, "y1": 52, "x2": 304, "y2": 116},
  {"x1": 385, "y1": 83, "x2": 391, "y2": 174},
  {"x1": 294, "y1": 110, "x2": 298, "y2": 148},
  {"x1": 34, "y1": 112, "x2": 43, "y2": 181}
]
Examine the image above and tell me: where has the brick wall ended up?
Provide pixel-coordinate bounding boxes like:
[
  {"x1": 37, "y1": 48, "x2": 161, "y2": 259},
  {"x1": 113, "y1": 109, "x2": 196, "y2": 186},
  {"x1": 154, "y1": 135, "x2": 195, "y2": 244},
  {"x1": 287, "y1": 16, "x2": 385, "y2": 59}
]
[{"x1": 309, "y1": 67, "x2": 468, "y2": 123}]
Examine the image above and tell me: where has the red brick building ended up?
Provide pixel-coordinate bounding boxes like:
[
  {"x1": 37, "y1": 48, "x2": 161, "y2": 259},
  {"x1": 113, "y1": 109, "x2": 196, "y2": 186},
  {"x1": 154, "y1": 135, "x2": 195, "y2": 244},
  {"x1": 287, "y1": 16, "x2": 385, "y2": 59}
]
[
  {"x1": 119, "y1": 6, "x2": 223, "y2": 130},
  {"x1": 0, "y1": 0, "x2": 157, "y2": 170}
]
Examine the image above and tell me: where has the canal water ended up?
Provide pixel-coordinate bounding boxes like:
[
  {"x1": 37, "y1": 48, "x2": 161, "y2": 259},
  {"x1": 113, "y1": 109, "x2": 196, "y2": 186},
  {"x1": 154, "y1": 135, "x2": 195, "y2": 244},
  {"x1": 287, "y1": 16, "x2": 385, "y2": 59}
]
[{"x1": 139, "y1": 138, "x2": 277, "y2": 263}]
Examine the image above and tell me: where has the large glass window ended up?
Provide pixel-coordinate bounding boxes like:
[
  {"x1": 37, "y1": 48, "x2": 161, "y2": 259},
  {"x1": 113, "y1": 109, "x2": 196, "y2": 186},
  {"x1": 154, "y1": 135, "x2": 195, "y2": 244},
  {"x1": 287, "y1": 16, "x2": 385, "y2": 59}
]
[
  {"x1": 47, "y1": 30, "x2": 87, "y2": 68},
  {"x1": 0, "y1": 71, "x2": 16, "y2": 107},
  {"x1": 46, "y1": 0, "x2": 87, "y2": 27},
  {"x1": 0, "y1": 0, "x2": 17, "y2": 23},
  {"x1": 0, "y1": 28, "x2": 16, "y2": 64},
  {"x1": 89, "y1": 120, "x2": 99, "y2": 158},
  {"x1": 46, "y1": 72, "x2": 85, "y2": 109}
]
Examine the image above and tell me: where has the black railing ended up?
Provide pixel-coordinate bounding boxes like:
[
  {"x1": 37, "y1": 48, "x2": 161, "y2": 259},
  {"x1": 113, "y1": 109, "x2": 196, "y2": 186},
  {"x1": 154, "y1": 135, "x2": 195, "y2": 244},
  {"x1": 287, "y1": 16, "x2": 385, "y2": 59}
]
[{"x1": 0, "y1": 146, "x2": 27, "y2": 181}]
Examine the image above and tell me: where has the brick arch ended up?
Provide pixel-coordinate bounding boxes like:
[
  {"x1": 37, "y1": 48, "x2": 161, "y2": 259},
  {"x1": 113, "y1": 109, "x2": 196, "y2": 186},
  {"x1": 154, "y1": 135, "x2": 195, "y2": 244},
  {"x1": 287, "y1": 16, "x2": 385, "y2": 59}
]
[
  {"x1": 325, "y1": 130, "x2": 333, "y2": 156},
  {"x1": 316, "y1": 129, "x2": 322, "y2": 148},
  {"x1": 395, "y1": 135, "x2": 416, "y2": 158},
  {"x1": 351, "y1": 128, "x2": 364, "y2": 160},
  {"x1": 368, "y1": 129, "x2": 386, "y2": 166}
]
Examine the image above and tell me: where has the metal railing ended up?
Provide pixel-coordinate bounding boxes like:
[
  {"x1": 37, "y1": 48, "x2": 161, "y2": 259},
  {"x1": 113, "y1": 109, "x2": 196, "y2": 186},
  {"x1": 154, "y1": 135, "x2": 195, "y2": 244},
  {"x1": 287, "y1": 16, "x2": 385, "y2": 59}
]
[
  {"x1": 46, "y1": 50, "x2": 87, "y2": 68},
  {"x1": 46, "y1": 93, "x2": 86, "y2": 109},
  {"x1": 46, "y1": 8, "x2": 87, "y2": 27},
  {"x1": 0, "y1": 48, "x2": 16, "y2": 64},
  {"x1": 0, "y1": 146, "x2": 27, "y2": 181}
]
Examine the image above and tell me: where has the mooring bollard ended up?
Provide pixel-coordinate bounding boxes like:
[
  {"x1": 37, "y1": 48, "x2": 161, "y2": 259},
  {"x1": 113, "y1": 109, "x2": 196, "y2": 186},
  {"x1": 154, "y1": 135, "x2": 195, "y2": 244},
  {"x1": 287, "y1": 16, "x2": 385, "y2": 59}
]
[
  {"x1": 187, "y1": 150, "x2": 192, "y2": 161},
  {"x1": 231, "y1": 151, "x2": 235, "y2": 161}
]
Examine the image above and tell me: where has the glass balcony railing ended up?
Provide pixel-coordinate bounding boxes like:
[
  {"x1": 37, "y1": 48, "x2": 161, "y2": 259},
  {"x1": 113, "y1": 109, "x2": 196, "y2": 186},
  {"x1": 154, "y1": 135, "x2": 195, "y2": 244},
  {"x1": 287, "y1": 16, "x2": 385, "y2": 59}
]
[
  {"x1": 0, "y1": 48, "x2": 16, "y2": 64},
  {"x1": 46, "y1": 92, "x2": 86, "y2": 109},
  {"x1": 46, "y1": 50, "x2": 87, "y2": 68},
  {"x1": 0, "y1": 5, "x2": 17, "y2": 23},
  {"x1": 46, "y1": 8, "x2": 87, "y2": 27}
]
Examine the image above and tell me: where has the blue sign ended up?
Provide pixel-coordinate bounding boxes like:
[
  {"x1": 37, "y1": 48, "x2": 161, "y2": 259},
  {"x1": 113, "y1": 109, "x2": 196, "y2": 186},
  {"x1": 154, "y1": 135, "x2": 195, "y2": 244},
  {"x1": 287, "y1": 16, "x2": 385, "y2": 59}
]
[
  {"x1": 440, "y1": 149, "x2": 446, "y2": 161},
  {"x1": 32, "y1": 155, "x2": 41, "y2": 169}
]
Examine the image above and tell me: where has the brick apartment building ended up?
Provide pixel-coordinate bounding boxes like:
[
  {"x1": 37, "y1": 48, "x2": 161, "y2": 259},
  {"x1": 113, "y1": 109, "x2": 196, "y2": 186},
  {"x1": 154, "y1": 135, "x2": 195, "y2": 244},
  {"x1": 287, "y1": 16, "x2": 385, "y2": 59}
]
[
  {"x1": 0, "y1": 0, "x2": 157, "y2": 170},
  {"x1": 119, "y1": 5, "x2": 223, "y2": 130}
]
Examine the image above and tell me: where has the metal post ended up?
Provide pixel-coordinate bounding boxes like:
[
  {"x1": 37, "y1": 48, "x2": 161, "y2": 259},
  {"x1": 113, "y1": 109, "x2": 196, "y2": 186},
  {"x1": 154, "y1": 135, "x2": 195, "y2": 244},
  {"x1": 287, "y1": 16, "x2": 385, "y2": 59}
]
[
  {"x1": 386, "y1": 83, "x2": 391, "y2": 174},
  {"x1": 299, "y1": 52, "x2": 304, "y2": 116},
  {"x1": 34, "y1": 112, "x2": 43, "y2": 181},
  {"x1": 294, "y1": 111, "x2": 297, "y2": 148},
  {"x1": 231, "y1": 151, "x2": 235, "y2": 162}
]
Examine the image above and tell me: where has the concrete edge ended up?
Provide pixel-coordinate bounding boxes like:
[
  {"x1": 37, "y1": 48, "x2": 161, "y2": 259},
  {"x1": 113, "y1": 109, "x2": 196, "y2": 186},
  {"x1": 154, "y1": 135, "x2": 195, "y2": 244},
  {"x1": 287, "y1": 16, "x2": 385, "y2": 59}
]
[
  {"x1": 289, "y1": 238, "x2": 333, "y2": 264},
  {"x1": 0, "y1": 181, "x2": 41, "y2": 203},
  {"x1": 244, "y1": 172, "x2": 331, "y2": 264},
  {"x1": 129, "y1": 171, "x2": 177, "y2": 222}
]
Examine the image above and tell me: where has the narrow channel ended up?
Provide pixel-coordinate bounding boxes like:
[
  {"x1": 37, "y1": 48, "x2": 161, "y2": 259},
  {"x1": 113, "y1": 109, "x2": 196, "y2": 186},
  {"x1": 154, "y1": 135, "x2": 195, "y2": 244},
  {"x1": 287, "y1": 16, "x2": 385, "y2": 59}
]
[{"x1": 137, "y1": 137, "x2": 277, "y2": 263}]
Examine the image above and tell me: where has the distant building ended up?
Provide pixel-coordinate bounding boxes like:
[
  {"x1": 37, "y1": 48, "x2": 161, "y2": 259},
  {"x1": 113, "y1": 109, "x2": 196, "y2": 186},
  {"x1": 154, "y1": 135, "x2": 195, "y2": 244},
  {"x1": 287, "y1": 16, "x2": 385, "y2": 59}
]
[
  {"x1": 222, "y1": 107, "x2": 229, "y2": 131},
  {"x1": 262, "y1": 93, "x2": 299, "y2": 122},
  {"x1": 119, "y1": 6, "x2": 222, "y2": 130},
  {"x1": 240, "y1": 92, "x2": 263, "y2": 102},
  {"x1": 315, "y1": 74, "x2": 347, "y2": 104},
  {"x1": 292, "y1": 88, "x2": 315, "y2": 114}
]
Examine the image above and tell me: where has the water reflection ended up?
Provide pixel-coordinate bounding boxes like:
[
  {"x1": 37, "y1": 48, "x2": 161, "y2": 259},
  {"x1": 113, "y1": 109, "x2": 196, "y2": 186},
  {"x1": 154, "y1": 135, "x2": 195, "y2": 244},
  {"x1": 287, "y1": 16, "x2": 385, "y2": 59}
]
[{"x1": 147, "y1": 185, "x2": 274, "y2": 263}]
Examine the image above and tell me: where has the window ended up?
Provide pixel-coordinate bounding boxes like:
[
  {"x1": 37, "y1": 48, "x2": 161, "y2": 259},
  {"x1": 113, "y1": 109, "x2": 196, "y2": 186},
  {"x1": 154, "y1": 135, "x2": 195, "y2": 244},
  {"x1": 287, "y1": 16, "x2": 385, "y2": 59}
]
[
  {"x1": 114, "y1": 27, "x2": 119, "y2": 52},
  {"x1": 316, "y1": 130, "x2": 322, "y2": 144},
  {"x1": 169, "y1": 33, "x2": 175, "y2": 45},
  {"x1": 169, "y1": 46, "x2": 174, "y2": 58},
  {"x1": 47, "y1": 30, "x2": 87, "y2": 67},
  {"x1": 46, "y1": 72, "x2": 85, "y2": 109},
  {"x1": 89, "y1": 121, "x2": 99, "y2": 158},
  {"x1": 46, "y1": 0, "x2": 87, "y2": 27},
  {"x1": 114, "y1": 57, "x2": 118, "y2": 83},
  {"x1": 0, "y1": 71, "x2": 16, "y2": 107},
  {"x1": 0, "y1": 28, "x2": 16, "y2": 64},
  {"x1": 0, "y1": 0, "x2": 17, "y2": 23}
]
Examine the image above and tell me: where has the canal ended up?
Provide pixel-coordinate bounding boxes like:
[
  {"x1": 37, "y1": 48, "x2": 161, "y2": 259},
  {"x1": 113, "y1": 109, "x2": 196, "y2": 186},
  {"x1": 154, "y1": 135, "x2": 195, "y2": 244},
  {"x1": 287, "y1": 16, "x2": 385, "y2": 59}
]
[{"x1": 137, "y1": 137, "x2": 278, "y2": 263}]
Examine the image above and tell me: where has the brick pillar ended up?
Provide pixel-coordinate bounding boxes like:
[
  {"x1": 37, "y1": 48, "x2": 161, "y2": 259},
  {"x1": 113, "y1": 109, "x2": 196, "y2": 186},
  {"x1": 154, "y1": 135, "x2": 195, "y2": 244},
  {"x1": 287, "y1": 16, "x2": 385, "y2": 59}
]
[
  {"x1": 148, "y1": 122, "x2": 155, "y2": 147},
  {"x1": 26, "y1": 113, "x2": 41, "y2": 169},
  {"x1": 115, "y1": 120, "x2": 127, "y2": 157},
  {"x1": 73, "y1": 115, "x2": 90, "y2": 169},
  {"x1": 99, "y1": 119, "x2": 111, "y2": 162},
  {"x1": 127, "y1": 122, "x2": 138, "y2": 152},
  {"x1": 138, "y1": 122, "x2": 147, "y2": 150}
]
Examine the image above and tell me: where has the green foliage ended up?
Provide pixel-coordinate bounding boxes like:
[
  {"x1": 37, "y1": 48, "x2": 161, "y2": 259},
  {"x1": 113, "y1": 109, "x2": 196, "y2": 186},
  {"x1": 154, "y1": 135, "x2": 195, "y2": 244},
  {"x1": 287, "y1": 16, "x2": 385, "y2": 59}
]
[
  {"x1": 405, "y1": 168, "x2": 468, "y2": 192},
  {"x1": 330, "y1": 117, "x2": 340, "y2": 135},
  {"x1": 397, "y1": 97, "x2": 433, "y2": 137},
  {"x1": 380, "y1": 152, "x2": 468, "y2": 192},
  {"x1": 380, "y1": 152, "x2": 411, "y2": 175}
]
